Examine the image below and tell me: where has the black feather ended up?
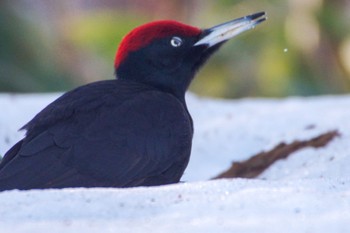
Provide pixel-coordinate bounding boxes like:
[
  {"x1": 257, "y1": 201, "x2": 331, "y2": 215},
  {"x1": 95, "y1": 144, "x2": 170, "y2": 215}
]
[{"x1": 0, "y1": 79, "x2": 193, "y2": 190}]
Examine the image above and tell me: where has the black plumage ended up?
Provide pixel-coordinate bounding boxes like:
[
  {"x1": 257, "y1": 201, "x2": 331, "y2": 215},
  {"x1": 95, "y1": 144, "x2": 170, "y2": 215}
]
[
  {"x1": 0, "y1": 12, "x2": 266, "y2": 190},
  {"x1": 0, "y1": 80, "x2": 193, "y2": 189}
]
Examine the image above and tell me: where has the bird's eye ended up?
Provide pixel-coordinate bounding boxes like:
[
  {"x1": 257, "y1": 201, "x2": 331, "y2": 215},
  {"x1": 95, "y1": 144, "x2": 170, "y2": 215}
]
[{"x1": 170, "y1": 37, "x2": 183, "y2": 47}]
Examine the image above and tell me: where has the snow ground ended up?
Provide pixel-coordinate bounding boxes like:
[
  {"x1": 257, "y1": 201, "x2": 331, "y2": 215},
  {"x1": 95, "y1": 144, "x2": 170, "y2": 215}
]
[{"x1": 0, "y1": 93, "x2": 350, "y2": 232}]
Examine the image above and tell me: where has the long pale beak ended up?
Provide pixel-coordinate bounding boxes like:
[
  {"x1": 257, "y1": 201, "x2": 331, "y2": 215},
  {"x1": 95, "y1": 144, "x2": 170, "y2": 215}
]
[{"x1": 194, "y1": 12, "x2": 267, "y2": 47}]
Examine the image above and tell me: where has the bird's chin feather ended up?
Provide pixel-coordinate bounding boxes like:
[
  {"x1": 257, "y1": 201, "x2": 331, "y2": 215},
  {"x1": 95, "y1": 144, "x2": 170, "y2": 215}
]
[{"x1": 192, "y1": 42, "x2": 225, "y2": 73}]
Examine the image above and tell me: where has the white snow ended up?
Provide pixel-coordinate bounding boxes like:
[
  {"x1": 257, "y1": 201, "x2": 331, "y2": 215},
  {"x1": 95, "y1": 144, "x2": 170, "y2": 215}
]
[{"x1": 1, "y1": 93, "x2": 350, "y2": 232}]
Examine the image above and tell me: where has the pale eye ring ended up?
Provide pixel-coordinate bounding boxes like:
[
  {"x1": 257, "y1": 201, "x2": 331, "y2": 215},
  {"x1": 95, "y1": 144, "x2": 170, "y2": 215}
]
[{"x1": 170, "y1": 37, "x2": 183, "y2": 47}]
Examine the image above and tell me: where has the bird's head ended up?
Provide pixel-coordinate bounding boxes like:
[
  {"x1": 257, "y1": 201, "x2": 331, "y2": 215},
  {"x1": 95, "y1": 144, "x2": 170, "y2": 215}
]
[{"x1": 115, "y1": 12, "x2": 266, "y2": 98}]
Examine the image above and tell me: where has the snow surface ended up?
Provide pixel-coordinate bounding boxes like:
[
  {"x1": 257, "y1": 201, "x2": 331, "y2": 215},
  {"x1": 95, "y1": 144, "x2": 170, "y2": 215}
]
[{"x1": 0, "y1": 93, "x2": 350, "y2": 232}]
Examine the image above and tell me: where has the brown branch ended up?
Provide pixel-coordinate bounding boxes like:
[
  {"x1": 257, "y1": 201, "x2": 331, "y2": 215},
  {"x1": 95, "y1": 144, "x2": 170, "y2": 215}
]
[{"x1": 213, "y1": 130, "x2": 340, "y2": 179}]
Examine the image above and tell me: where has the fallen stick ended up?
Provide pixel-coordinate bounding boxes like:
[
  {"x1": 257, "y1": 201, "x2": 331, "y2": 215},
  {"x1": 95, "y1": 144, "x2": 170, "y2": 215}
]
[{"x1": 213, "y1": 130, "x2": 340, "y2": 179}]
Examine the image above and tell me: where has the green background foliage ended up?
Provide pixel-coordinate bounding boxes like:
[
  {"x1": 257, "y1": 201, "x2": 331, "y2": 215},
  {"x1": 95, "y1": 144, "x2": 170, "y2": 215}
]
[{"x1": 1, "y1": 0, "x2": 349, "y2": 98}]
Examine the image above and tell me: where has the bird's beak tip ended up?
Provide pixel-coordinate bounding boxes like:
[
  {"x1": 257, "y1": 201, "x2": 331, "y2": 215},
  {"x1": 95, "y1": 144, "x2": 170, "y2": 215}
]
[{"x1": 194, "y1": 11, "x2": 267, "y2": 47}]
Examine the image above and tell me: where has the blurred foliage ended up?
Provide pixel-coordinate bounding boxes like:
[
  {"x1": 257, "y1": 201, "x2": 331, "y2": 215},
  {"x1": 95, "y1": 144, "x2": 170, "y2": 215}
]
[
  {"x1": 0, "y1": 0, "x2": 350, "y2": 98},
  {"x1": 0, "y1": 1, "x2": 75, "y2": 92},
  {"x1": 65, "y1": 10, "x2": 148, "y2": 66}
]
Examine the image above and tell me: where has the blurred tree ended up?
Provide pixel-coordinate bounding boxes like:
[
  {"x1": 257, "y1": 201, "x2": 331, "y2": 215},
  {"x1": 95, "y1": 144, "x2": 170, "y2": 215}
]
[
  {"x1": 0, "y1": 1, "x2": 76, "y2": 92},
  {"x1": 0, "y1": 0, "x2": 349, "y2": 98}
]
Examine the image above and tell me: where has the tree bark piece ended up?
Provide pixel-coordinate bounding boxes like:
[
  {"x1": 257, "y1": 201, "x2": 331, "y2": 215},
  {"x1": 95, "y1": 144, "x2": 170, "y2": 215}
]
[{"x1": 213, "y1": 130, "x2": 340, "y2": 179}]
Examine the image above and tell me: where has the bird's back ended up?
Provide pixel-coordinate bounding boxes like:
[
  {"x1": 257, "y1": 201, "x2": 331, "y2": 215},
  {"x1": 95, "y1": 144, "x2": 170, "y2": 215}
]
[{"x1": 0, "y1": 79, "x2": 193, "y2": 190}]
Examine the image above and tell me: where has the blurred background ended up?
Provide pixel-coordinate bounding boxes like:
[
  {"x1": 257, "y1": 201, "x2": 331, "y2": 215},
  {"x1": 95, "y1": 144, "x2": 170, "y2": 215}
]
[{"x1": 1, "y1": 0, "x2": 350, "y2": 98}]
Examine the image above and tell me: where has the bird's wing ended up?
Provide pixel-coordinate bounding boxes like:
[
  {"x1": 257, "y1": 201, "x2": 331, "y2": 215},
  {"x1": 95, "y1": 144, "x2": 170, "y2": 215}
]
[{"x1": 0, "y1": 90, "x2": 192, "y2": 190}]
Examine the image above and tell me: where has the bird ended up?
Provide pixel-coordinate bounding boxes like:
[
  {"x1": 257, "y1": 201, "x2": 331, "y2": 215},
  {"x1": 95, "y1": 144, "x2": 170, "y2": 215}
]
[{"x1": 0, "y1": 12, "x2": 266, "y2": 191}]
